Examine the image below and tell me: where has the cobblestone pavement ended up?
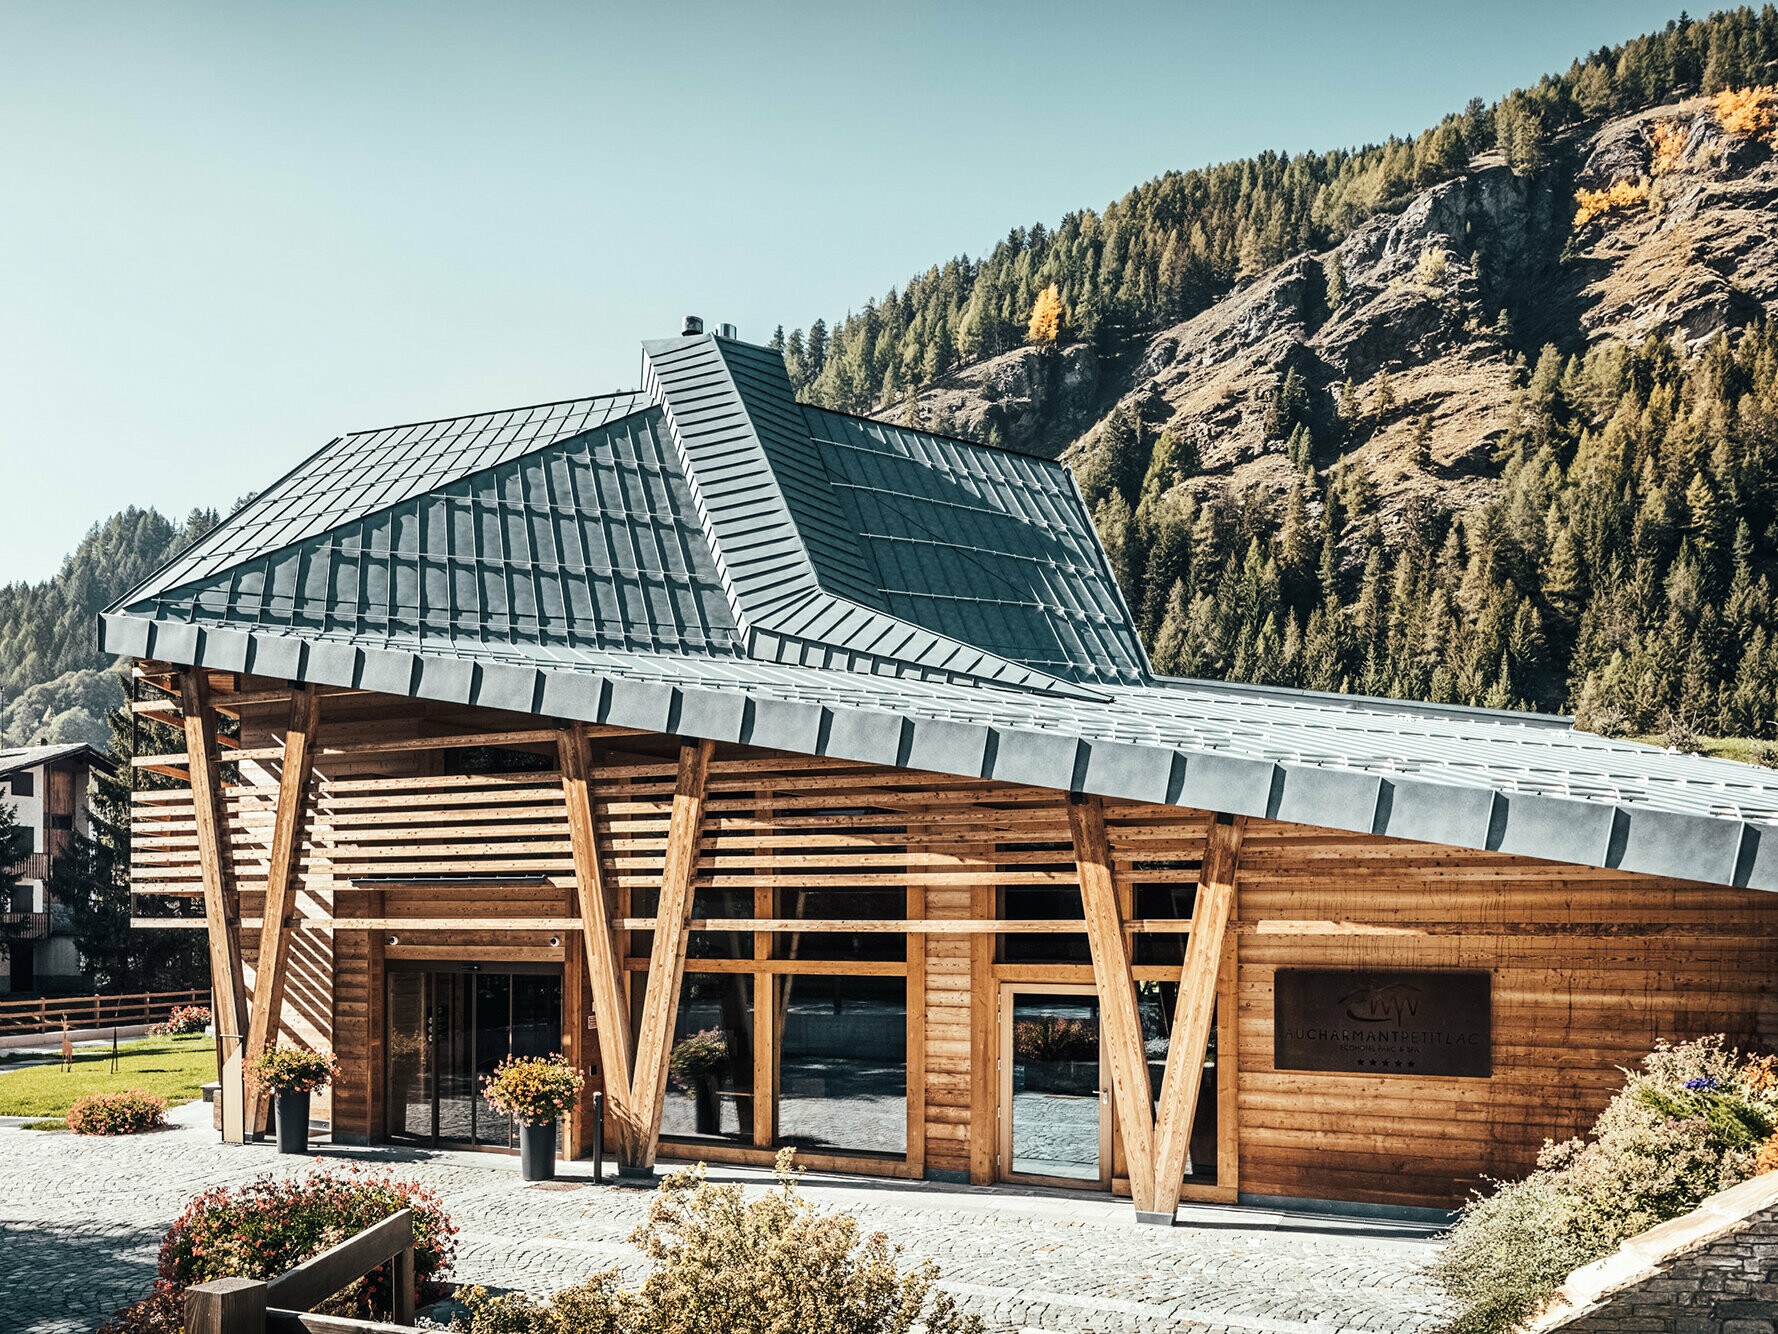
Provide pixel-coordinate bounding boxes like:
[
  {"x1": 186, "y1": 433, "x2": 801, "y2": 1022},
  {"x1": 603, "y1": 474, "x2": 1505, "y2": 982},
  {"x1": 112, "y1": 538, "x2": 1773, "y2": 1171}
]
[{"x1": 0, "y1": 1102, "x2": 1450, "y2": 1334}]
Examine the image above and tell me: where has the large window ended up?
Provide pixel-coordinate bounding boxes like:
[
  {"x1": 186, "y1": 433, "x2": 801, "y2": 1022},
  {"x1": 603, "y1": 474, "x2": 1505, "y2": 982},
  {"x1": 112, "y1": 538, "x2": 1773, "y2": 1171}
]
[
  {"x1": 660, "y1": 972, "x2": 755, "y2": 1144},
  {"x1": 777, "y1": 974, "x2": 906, "y2": 1157},
  {"x1": 1000, "y1": 840, "x2": 1088, "y2": 964}
]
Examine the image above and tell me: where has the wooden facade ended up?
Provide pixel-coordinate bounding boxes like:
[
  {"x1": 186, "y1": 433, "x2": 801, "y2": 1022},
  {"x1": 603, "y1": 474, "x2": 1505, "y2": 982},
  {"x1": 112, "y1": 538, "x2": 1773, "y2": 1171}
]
[{"x1": 129, "y1": 665, "x2": 1778, "y2": 1215}]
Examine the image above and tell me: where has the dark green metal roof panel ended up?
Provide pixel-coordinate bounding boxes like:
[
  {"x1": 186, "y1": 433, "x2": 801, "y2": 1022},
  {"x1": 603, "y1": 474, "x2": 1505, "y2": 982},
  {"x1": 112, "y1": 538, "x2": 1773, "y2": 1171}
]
[
  {"x1": 803, "y1": 407, "x2": 1148, "y2": 686},
  {"x1": 122, "y1": 408, "x2": 743, "y2": 660},
  {"x1": 643, "y1": 333, "x2": 1097, "y2": 697},
  {"x1": 119, "y1": 392, "x2": 652, "y2": 610}
]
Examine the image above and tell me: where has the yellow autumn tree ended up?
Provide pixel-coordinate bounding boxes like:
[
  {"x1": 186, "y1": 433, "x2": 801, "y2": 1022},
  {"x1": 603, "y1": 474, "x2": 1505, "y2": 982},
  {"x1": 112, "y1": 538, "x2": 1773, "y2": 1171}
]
[
  {"x1": 1648, "y1": 121, "x2": 1687, "y2": 176},
  {"x1": 1714, "y1": 85, "x2": 1778, "y2": 144},
  {"x1": 1573, "y1": 179, "x2": 1649, "y2": 227},
  {"x1": 1027, "y1": 285, "x2": 1065, "y2": 344}
]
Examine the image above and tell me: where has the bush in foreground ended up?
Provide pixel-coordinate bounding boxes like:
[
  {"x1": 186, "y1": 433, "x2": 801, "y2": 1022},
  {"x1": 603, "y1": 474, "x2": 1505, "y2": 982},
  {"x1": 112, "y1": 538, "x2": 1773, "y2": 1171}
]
[
  {"x1": 1435, "y1": 1037, "x2": 1778, "y2": 1333},
  {"x1": 460, "y1": 1149, "x2": 981, "y2": 1334},
  {"x1": 159, "y1": 1165, "x2": 457, "y2": 1318},
  {"x1": 68, "y1": 1088, "x2": 167, "y2": 1135}
]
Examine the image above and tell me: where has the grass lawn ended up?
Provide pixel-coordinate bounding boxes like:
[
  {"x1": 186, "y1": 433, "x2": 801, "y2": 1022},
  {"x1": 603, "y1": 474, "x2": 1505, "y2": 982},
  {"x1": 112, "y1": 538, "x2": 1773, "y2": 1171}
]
[{"x1": 0, "y1": 1034, "x2": 213, "y2": 1120}]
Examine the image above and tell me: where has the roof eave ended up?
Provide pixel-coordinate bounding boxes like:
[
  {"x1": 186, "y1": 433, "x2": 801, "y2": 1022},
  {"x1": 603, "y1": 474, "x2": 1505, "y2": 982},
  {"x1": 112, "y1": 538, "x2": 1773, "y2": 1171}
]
[{"x1": 100, "y1": 612, "x2": 1778, "y2": 896}]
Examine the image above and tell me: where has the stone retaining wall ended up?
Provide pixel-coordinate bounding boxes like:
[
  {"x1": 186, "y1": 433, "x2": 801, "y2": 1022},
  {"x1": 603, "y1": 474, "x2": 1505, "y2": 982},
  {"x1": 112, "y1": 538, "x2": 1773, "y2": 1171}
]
[{"x1": 1531, "y1": 1172, "x2": 1778, "y2": 1332}]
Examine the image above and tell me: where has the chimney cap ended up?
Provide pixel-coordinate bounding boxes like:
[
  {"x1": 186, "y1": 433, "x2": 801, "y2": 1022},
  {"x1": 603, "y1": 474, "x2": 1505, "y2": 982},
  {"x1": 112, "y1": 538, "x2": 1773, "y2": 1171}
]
[
  {"x1": 719, "y1": 322, "x2": 737, "y2": 339},
  {"x1": 682, "y1": 315, "x2": 704, "y2": 336}
]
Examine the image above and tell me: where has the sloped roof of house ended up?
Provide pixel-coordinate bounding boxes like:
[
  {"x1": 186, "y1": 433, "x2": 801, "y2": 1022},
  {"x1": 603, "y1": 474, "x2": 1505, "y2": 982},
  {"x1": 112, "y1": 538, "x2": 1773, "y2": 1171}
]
[
  {"x1": 102, "y1": 329, "x2": 1778, "y2": 892},
  {"x1": 0, "y1": 742, "x2": 115, "y2": 779}
]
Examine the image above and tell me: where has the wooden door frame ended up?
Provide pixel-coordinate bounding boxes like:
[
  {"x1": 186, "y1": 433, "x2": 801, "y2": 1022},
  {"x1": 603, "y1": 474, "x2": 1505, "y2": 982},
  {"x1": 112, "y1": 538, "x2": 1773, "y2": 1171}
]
[{"x1": 996, "y1": 981, "x2": 1113, "y2": 1191}]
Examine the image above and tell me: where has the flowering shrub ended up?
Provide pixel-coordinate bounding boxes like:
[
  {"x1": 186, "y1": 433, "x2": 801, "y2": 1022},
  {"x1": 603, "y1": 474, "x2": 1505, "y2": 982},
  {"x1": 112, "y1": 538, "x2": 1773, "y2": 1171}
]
[
  {"x1": 68, "y1": 1088, "x2": 167, "y2": 1135},
  {"x1": 95, "y1": 1289, "x2": 182, "y2": 1334},
  {"x1": 158, "y1": 1165, "x2": 457, "y2": 1318},
  {"x1": 1436, "y1": 1036, "x2": 1778, "y2": 1334},
  {"x1": 150, "y1": 1005, "x2": 211, "y2": 1036},
  {"x1": 460, "y1": 1149, "x2": 981, "y2": 1334},
  {"x1": 668, "y1": 1030, "x2": 729, "y2": 1087},
  {"x1": 481, "y1": 1054, "x2": 583, "y2": 1125},
  {"x1": 248, "y1": 1043, "x2": 340, "y2": 1095}
]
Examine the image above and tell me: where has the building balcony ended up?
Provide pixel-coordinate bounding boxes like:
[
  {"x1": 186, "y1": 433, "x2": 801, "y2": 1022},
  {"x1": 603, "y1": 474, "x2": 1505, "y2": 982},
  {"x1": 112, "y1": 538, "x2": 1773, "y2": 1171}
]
[
  {"x1": 0, "y1": 912, "x2": 50, "y2": 942},
  {"x1": 6, "y1": 853, "x2": 51, "y2": 883}
]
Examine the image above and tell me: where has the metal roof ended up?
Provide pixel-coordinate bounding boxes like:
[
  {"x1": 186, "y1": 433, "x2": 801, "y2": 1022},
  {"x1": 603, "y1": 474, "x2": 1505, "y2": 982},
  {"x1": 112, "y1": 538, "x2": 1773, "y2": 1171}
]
[
  {"x1": 99, "y1": 329, "x2": 1778, "y2": 893},
  {"x1": 0, "y1": 743, "x2": 115, "y2": 779}
]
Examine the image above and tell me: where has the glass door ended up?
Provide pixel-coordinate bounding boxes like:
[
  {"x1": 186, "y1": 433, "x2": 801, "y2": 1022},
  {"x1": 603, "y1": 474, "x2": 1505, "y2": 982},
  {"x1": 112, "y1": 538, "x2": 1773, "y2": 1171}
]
[
  {"x1": 999, "y1": 987, "x2": 1110, "y2": 1187},
  {"x1": 385, "y1": 965, "x2": 562, "y2": 1150}
]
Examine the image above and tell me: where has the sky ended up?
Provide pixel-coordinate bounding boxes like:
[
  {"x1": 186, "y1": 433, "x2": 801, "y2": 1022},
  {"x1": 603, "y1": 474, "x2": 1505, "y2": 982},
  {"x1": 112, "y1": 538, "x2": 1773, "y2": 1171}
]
[{"x1": 0, "y1": 0, "x2": 1688, "y2": 583}]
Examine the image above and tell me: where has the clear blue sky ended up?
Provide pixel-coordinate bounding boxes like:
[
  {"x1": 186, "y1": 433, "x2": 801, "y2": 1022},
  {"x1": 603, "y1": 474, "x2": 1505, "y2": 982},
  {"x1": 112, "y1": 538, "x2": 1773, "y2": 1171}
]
[{"x1": 1, "y1": 0, "x2": 1685, "y2": 582}]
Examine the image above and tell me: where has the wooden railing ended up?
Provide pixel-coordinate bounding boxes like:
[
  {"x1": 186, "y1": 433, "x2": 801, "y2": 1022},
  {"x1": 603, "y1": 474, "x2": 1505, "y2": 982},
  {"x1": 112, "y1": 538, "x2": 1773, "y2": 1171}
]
[
  {"x1": 0, "y1": 987, "x2": 207, "y2": 1035},
  {"x1": 184, "y1": 1208, "x2": 417, "y2": 1333}
]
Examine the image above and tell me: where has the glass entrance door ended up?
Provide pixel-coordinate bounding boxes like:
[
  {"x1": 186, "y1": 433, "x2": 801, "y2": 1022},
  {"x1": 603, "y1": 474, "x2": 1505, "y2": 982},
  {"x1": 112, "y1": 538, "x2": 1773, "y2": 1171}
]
[
  {"x1": 999, "y1": 987, "x2": 1110, "y2": 1187},
  {"x1": 386, "y1": 965, "x2": 562, "y2": 1150}
]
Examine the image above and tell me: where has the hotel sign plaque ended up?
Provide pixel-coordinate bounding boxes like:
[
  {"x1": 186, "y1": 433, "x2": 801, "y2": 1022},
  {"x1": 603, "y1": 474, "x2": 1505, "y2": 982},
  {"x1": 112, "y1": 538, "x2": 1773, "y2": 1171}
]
[{"x1": 1274, "y1": 969, "x2": 1491, "y2": 1077}]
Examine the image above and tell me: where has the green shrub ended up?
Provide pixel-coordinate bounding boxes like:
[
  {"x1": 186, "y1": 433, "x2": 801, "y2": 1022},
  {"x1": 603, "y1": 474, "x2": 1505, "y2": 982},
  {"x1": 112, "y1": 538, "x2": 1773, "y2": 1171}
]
[
  {"x1": 67, "y1": 1088, "x2": 167, "y2": 1135},
  {"x1": 459, "y1": 1149, "x2": 981, "y2": 1334},
  {"x1": 1435, "y1": 1036, "x2": 1778, "y2": 1333},
  {"x1": 158, "y1": 1165, "x2": 457, "y2": 1318}
]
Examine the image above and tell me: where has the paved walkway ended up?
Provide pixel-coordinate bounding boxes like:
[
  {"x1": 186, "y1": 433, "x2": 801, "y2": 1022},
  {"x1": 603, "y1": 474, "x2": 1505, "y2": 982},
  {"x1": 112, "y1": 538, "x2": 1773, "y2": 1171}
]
[{"x1": 0, "y1": 1101, "x2": 1450, "y2": 1334}]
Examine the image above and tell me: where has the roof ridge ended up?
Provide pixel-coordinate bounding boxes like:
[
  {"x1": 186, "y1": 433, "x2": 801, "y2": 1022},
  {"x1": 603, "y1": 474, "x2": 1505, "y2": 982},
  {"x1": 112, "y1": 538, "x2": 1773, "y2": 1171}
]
[
  {"x1": 801, "y1": 402, "x2": 1060, "y2": 461},
  {"x1": 337, "y1": 388, "x2": 646, "y2": 441}
]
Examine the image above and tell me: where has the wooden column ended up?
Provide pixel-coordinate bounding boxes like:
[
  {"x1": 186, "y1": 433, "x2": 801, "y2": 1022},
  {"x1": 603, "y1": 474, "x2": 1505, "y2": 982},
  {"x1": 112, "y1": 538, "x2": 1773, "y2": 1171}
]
[
  {"x1": 180, "y1": 670, "x2": 248, "y2": 1111},
  {"x1": 628, "y1": 737, "x2": 713, "y2": 1169},
  {"x1": 558, "y1": 723, "x2": 639, "y2": 1162},
  {"x1": 752, "y1": 783, "x2": 778, "y2": 1149},
  {"x1": 1150, "y1": 812, "x2": 1245, "y2": 1220},
  {"x1": 244, "y1": 684, "x2": 320, "y2": 1133},
  {"x1": 967, "y1": 870, "x2": 996, "y2": 1185},
  {"x1": 1066, "y1": 793, "x2": 1159, "y2": 1215}
]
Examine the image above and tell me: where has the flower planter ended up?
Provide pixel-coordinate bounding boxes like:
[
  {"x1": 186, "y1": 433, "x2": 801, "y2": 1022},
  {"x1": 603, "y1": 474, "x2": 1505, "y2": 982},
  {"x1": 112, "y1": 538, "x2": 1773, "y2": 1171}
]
[
  {"x1": 520, "y1": 1119, "x2": 557, "y2": 1181},
  {"x1": 275, "y1": 1090, "x2": 310, "y2": 1154}
]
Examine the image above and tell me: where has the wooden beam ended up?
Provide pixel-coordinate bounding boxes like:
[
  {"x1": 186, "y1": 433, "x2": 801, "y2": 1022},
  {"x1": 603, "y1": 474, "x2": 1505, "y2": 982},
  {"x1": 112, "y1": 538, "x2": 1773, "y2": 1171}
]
[
  {"x1": 626, "y1": 737, "x2": 713, "y2": 1169},
  {"x1": 1066, "y1": 793, "x2": 1158, "y2": 1216},
  {"x1": 244, "y1": 685, "x2": 321, "y2": 1133},
  {"x1": 180, "y1": 670, "x2": 248, "y2": 1111},
  {"x1": 557, "y1": 723, "x2": 638, "y2": 1162},
  {"x1": 1149, "y1": 812, "x2": 1245, "y2": 1221}
]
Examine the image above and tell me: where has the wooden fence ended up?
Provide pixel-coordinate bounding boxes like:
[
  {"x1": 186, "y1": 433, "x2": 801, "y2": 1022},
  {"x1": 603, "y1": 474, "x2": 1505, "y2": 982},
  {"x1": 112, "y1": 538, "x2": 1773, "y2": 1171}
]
[
  {"x1": 0, "y1": 987, "x2": 207, "y2": 1035},
  {"x1": 185, "y1": 1208, "x2": 416, "y2": 1333}
]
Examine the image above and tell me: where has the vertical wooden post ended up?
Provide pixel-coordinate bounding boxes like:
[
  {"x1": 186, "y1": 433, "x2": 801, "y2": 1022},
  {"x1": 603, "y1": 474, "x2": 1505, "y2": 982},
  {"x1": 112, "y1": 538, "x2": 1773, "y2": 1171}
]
[
  {"x1": 184, "y1": 1276, "x2": 267, "y2": 1334},
  {"x1": 181, "y1": 670, "x2": 248, "y2": 1140},
  {"x1": 1150, "y1": 812, "x2": 1245, "y2": 1220},
  {"x1": 628, "y1": 737, "x2": 713, "y2": 1169},
  {"x1": 1066, "y1": 793, "x2": 1159, "y2": 1216},
  {"x1": 752, "y1": 783, "x2": 778, "y2": 1149},
  {"x1": 905, "y1": 875, "x2": 927, "y2": 1174},
  {"x1": 558, "y1": 724, "x2": 641, "y2": 1163},
  {"x1": 244, "y1": 685, "x2": 320, "y2": 1133},
  {"x1": 392, "y1": 1243, "x2": 416, "y2": 1325},
  {"x1": 967, "y1": 865, "x2": 995, "y2": 1185}
]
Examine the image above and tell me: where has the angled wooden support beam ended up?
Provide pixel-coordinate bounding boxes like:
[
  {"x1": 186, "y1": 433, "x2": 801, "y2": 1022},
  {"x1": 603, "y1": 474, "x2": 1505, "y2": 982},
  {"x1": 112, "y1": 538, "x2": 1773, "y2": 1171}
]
[
  {"x1": 180, "y1": 671, "x2": 248, "y2": 1087},
  {"x1": 557, "y1": 723, "x2": 638, "y2": 1161},
  {"x1": 627, "y1": 737, "x2": 714, "y2": 1170},
  {"x1": 244, "y1": 685, "x2": 321, "y2": 1134},
  {"x1": 1066, "y1": 792, "x2": 1159, "y2": 1216},
  {"x1": 1150, "y1": 811, "x2": 1245, "y2": 1222}
]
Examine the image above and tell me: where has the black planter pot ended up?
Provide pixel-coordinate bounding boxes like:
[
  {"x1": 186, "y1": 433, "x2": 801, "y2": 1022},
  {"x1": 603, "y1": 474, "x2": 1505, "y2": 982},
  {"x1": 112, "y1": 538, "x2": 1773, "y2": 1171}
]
[
  {"x1": 275, "y1": 1090, "x2": 310, "y2": 1154},
  {"x1": 520, "y1": 1119, "x2": 557, "y2": 1181},
  {"x1": 693, "y1": 1079, "x2": 721, "y2": 1134}
]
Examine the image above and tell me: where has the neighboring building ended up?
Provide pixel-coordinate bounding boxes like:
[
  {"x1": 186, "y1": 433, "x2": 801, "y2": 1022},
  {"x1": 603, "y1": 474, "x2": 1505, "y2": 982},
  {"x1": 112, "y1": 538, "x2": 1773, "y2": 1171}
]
[
  {"x1": 0, "y1": 742, "x2": 112, "y2": 993},
  {"x1": 100, "y1": 325, "x2": 1778, "y2": 1221}
]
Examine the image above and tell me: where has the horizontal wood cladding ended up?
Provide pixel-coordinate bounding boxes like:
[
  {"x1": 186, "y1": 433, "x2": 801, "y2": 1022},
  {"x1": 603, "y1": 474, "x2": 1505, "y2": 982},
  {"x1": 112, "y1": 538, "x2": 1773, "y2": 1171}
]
[
  {"x1": 124, "y1": 686, "x2": 1778, "y2": 1211},
  {"x1": 1230, "y1": 818, "x2": 1778, "y2": 1209}
]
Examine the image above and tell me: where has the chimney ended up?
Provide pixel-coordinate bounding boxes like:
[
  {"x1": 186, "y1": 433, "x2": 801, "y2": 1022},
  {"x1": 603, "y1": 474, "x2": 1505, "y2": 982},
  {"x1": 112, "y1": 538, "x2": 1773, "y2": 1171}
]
[
  {"x1": 719, "y1": 322, "x2": 737, "y2": 339},
  {"x1": 682, "y1": 315, "x2": 704, "y2": 336}
]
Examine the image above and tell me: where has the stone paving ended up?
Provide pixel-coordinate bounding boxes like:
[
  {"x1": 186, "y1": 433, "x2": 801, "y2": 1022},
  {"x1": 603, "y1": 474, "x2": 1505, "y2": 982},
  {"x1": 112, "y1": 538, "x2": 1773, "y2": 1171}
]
[{"x1": 0, "y1": 1100, "x2": 1452, "y2": 1334}]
